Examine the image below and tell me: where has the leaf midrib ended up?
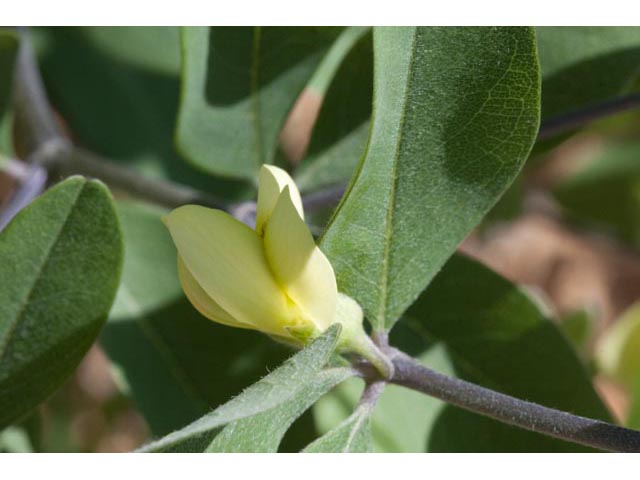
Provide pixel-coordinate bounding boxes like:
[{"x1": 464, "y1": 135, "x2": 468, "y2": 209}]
[
  {"x1": 0, "y1": 183, "x2": 85, "y2": 362},
  {"x1": 342, "y1": 405, "x2": 370, "y2": 452},
  {"x1": 144, "y1": 365, "x2": 351, "y2": 452},
  {"x1": 317, "y1": 28, "x2": 418, "y2": 331},
  {"x1": 376, "y1": 28, "x2": 418, "y2": 330}
]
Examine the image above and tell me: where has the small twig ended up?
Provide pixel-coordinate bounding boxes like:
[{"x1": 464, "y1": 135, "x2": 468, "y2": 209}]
[
  {"x1": 0, "y1": 28, "x2": 52, "y2": 230},
  {"x1": 10, "y1": 26, "x2": 226, "y2": 213},
  {"x1": 1, "y1": 155, "x2": 40, "y2": 182},
  {"x1": 8, "y1": 29, "x2": 343, "y2": 217},
  {"x1": 57, "y1": 147, "x2": 226, "y2": 210},
  {"x1": 13, "y1": 27, "x2": 63, "y2": 155},
  {"x1": 387, "y1": 348, "x2": 640, "y2": 453},
  {"x1": 0, "y1": 160, "x2": 46, "y2": 230},
  {"x1": 357, "y1": 380, "x2": 385, "y2": 412},
  {"x1": 537, "y1": 92, "x2": 640, "y2": 141},
  {"x1": 9, "y1": 26, "x2": 343, "y2": 217}
]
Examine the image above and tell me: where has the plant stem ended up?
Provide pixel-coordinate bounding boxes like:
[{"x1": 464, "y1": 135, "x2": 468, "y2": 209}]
[
  {"x1": 387, "y1": 348, "x2": 640, "y2": 453},
  {"x1": 357, "y1": 380, "x2": 385, "y2": 412},
  {"x1": 57, "y1": 147, "x2": 226, "y2": 210},
  {"x1": 0, "y1": 159, "x2": 46, "y2": 230},
  {"x1": 10, "y1": 27, "x2": 226, "y2": 212},
  {"x1": 349, "y1": 333, "x2": 394, "y2": 380},
  {"x1": 13, "y1": 27, "x2": 63, "y2": 155},
  {"x1": 537, "y1": 92, "x2": 640, "y2": 140}
]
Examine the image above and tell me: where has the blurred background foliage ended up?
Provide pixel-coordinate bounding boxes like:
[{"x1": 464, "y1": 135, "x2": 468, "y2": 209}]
[{"x1": 2, "y1": 26, "x2": 640, "y2": 451}]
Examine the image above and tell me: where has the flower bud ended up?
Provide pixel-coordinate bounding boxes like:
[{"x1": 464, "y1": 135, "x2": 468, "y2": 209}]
[{"x1": 164, "y1": 164, "x2": 392, "y2": 377}]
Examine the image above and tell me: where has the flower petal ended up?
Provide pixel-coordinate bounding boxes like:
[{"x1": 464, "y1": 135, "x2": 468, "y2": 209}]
[
  {"x1": 263, "y1": 186, "x2": 337, "y2": 330},
  {"x1": 177, "y1": 255, "x2": 251, "y2": 329},
  {"x1": 164, "y1": 205, "x2": 295, "y2": 335},
  {"x1": 255, "y1": 165, "x2": 303, "y2": 235}
]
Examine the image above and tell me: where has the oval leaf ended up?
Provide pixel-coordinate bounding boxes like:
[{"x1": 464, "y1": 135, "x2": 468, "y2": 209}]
[
  {"x1": 321, "y1": 27, "x2": 540, "y2": 331},
  {"x1": 177, "y1": 27, "x2": 342, "y2": 179},
  {"x1": 0, "y1": 176, "x2": 123, "y2": 428}
]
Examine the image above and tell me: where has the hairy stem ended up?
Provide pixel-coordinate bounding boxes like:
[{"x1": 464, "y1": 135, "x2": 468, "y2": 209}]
[
  {"x1": 357, "y1": 380, "x2": 385, "y2": 412},
  {"x1": 387, "y1": 348, "x2": 640, "y2": 453}
]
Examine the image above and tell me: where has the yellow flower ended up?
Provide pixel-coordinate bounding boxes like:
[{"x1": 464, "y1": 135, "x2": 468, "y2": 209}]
[
  {"x1": 164, "y1": 165, "x2": 337, "y2": 343},
  {"x1": 164, "y1": 165, "x2": 392, "y2": 377}
]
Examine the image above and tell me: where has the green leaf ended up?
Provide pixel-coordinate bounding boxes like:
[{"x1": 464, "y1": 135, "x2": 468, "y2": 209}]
[
  {"x1": 78, "y1": 26, "x2": 181, "y2": 75},
  {"x1": 138, "y1": 325, "x2": 345, "y2": 452},
  {"x1": 0, "y1": 28, "x2": 17, "y2": 120},
  {"x1": 596, "y1": 301, "x2": 640, "y2": 390},
  {"x1": 596, "y1": 302, "x2": 640, "y2": 430},
  {"x1": 0, "y1": 28, "x2": 18, "y2": 155},
  {"x1": 0, "y1": 411, "x2": 40, "y2": 453},
  {"x1": 0, "y1": 177, "x2": 123, "y2": 429},
  {"x1": 294, "y1": 28, "x2": 373, "y2": 194},
  {"x1": 0, "y1": 111, "x2": 13, "y2": 157},
  {"x1": 314, "y1": 350, "x2": 445, "y2": 453},
  {"x1": 0, "y1": 426, "x2": 33, "y2": 453},
  {"x1": 316, "y1": 346, "x2": 470, "y2": 453},
  {"x1": 559, "y1": 308, "x2": 595, "y2": 355},
  {"x1": 537, "y1": 27, "x2": 640, "y2": 121},
  {"x1": 482, "y1": 175, "x2": 525, "y2": 226},
  {"x1": 177, "y1": 27, "x2": 341, "y2": 179},
  {"x1": 296, "y1": 123, "x2": 369, "y2": 195},
  {"x1": 321, "y1": 27, "x2": 540, "y2": 331},
  {"x1": 101, "y1": 200, "x2": 290, "y2": 436},
  {"x1": 37, "y1": 27, "x2": 248, "y2": 200},
  {"x1": 628, "y1": 378, "x2": 640, "y2": 429},
  {"x1": 315, "y1": 254, "x2": 611, "y2": 452},
  {"x1": 303, "y1": 401, "x2": 373, "y2": 452},
  {"x1": 554, "y1": 141, "x2": 640, "y2": 245},
  {"x1": 206, "y1": 367, "x2": 351, "y2": 452}
]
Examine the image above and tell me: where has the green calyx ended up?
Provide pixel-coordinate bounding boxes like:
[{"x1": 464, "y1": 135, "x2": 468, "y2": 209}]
[{"x1": 333, "y1": 293, "x2": 395, "y2": 379}]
